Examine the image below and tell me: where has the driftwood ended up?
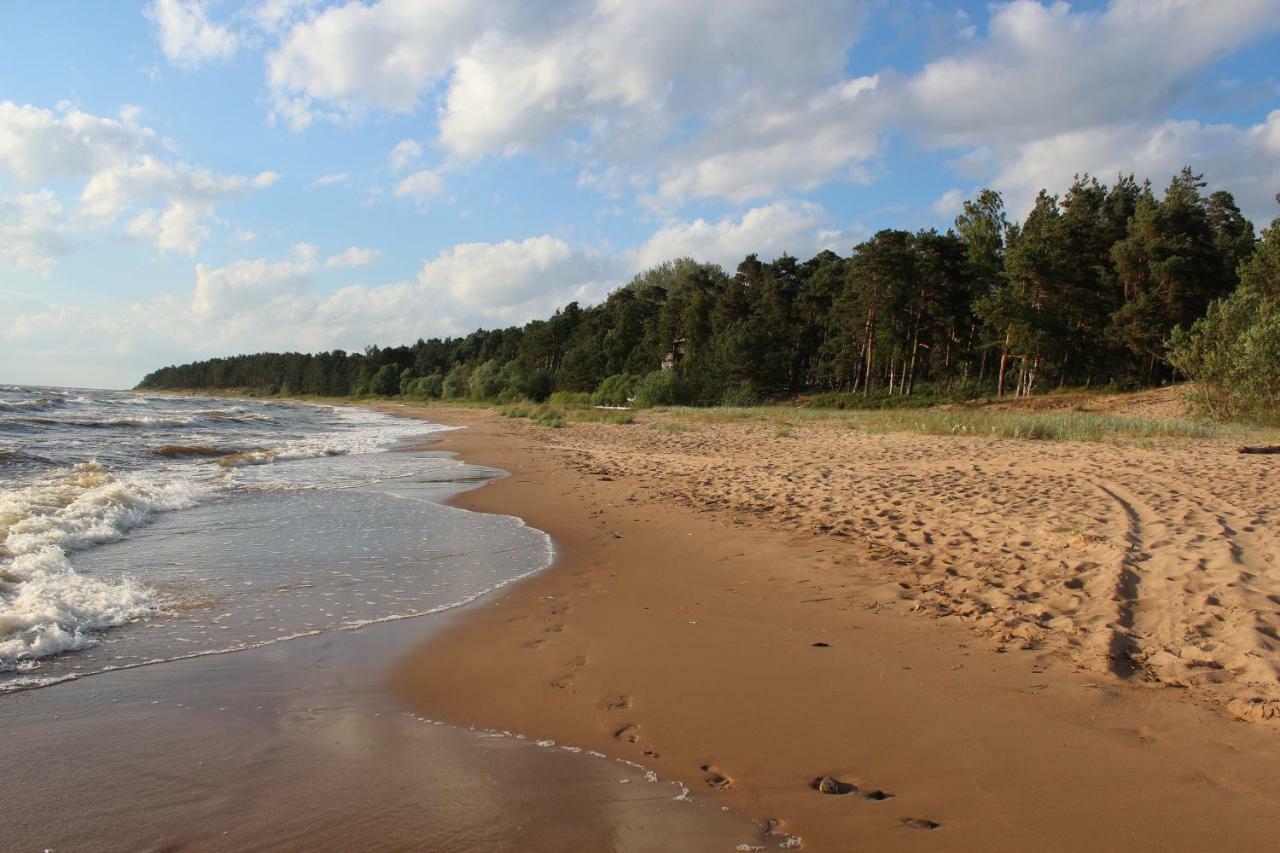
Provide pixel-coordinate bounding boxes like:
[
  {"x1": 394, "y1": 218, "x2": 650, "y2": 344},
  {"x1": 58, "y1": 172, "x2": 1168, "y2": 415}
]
[{"x1": 1238, "y1": 445, "x2": 1280, "y2": 455}]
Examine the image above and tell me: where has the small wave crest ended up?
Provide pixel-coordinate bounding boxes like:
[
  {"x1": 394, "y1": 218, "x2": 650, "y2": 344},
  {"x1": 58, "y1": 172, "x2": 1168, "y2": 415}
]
[{"x1": 0, "y1": 462, "x2": 202, "y2": 671}]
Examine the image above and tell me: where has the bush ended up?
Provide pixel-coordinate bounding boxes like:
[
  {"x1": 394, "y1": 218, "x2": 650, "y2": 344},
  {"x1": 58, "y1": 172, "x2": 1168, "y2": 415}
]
[
  {"x1": 632, "y1": 370, "x2": 678, "y2": 408},
  {"x1": 409, "y1": 373, "x2": 443, "y2": 399},
  {"x1": 518, "y1": 369, "x2": 555, "y2": 403},
  {"x1": 442, "y1": 363, "x2": 471, "y2": 398},
  {"x1": 548, "y1": 390, "x2": 592, "y2": 409},
  {"x1": 534, "y1": 409, "x2": 565, "y2": 428},
  {"x1": 370, "y1": 364, "x2": 400, "y2": 396},
  {"x1": 1170, "y1": 219, "x2": 1280, "y2": 423},
  {"x1": 1171, "y1": 288, "x2": 1280, "y2": 422},
  {"x1": 592, "y1": 373, "x2": 637, "y2": 407},
  {"x1": 720, "y1": 381, "x2": 759, "y2": 407}
]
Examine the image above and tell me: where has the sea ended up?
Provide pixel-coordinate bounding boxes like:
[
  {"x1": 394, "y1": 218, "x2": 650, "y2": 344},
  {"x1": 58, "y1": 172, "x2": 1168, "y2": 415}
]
[
  {"x1": 0, "y1": 385, "x2": 764, "y2": 851},
  {"x1": 0, "y1": 384, "x2": 552, "y2": 691}
]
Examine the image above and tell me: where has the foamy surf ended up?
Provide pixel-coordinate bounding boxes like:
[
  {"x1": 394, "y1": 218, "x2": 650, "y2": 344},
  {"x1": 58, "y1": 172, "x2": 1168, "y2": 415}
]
[
  {"x1": 0, "y1": 462, "x2": 200, "y2": 670},
  {"x1": 0, "y1": 386, "x2": 535, "y2": 694}
]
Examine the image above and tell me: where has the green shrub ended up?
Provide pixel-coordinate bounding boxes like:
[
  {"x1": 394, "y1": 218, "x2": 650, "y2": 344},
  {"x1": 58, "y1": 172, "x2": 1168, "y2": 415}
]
[
  {"x1": 571, "y1": 410, "x2": 634, "y2": 424},
  {"x1": 591, "y1": 373, "x2": 637, "y2": 407},
  {"x1": 442, "y1": 363, "x2": 471, "y2": 398},
  {"x1": 534, "y1": 409, "x2": 565, "y2": 428},
  {"x1": 720, "y1": 381, "x2": 759, "y2": 407},
  {"x1": 548, "y1": 390, "x2": 592, "y2": 408},
  {"x1": 632, "y1": 370, "x2": 678, "y2": 407},
  {"x1": 409, "y1": 373, "x2": 443, "y2": 399}
]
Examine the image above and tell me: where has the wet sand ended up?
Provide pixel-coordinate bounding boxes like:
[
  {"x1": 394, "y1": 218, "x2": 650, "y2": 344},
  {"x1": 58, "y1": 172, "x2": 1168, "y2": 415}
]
[
  {"x1": 0, "y1": 446, "x2": 755, "y2": 853},
  {"x1": 392, "y1": 404, "x2": 1280, "y2": 852}
]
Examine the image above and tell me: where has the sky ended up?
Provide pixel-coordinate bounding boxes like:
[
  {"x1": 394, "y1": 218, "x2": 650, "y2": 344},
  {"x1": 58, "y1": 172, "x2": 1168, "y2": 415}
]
[{"x1": 1, "y1": 0, "x2": 1279, "y2": 389}]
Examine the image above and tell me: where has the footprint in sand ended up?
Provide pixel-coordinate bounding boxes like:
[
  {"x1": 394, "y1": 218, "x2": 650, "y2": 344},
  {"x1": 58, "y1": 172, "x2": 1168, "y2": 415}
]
[
  {"x1": 565, "y1": 654, "x2": 588, "y2": 669},
  {"x1": 544, "y1": 624, "x2": 564, "y2": 633},
  {"x1": 605, "y1": 695, "x2": 632, "y2": 711},
  {"x1": 700, "y1": 764, "x2": 733, "y2": 790},
  {"x1": 902, "y1": 818, "x2": 940, "y2": 830},
  {"x1": 522, "y1": 639, "x2": 546, "y2": 650},
  {"x1": 613, "y1": 724, "x2": 641, "y2": 743},
  {"x1": 812, "y1": 775, "x2": 858, "y2": 795},
  {"x1": 551, "y1": 675, "x2": 576, "y2": 692}
]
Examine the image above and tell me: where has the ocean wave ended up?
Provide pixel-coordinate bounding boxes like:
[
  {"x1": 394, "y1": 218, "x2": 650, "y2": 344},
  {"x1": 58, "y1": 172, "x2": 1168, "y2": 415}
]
[
  {"x1": 0, "y1": 462, "x2": 203, "y2": 671},
  {"x1": 0, "y1": 398, "x2": 56, "y2": 412},
  {"x1": 216, "y1": 447, "x2": 346, "y2": 467}
]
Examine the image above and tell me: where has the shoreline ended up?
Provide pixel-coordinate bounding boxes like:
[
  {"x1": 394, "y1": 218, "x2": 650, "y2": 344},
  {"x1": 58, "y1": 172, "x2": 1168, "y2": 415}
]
[{"x1": 390, "y1": 404, "x2": 1280, "y2": 851}]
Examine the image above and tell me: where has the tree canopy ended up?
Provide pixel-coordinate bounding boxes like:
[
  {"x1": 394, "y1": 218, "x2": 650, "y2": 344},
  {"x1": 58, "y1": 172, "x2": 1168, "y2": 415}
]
[{"x1": 139, "y1": 170, "x2": 1269, "y2": 414}]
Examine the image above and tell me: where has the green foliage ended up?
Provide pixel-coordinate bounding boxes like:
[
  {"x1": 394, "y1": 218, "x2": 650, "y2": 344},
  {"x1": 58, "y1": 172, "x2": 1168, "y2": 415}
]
[
  {"x1": 134, "y1": 169, "x2": 1263, "y2": 423},
  {"x1": 632, "y1": 370, "x2": 681, "y2": 408},
  {"x1": 720, "y1": 381, "x2": 759, "y2": 407},
  {"x1": 533, "y1": 409, "x2": 565, "y2": 428},
  {"x1": 369, "y1": 364, "x2": 400, "y2": 396},
  {"x1": 547, "y1": 390, "x2": 591, "y2": 408},
  {"x1": 1170, "y1": 216, "x2": 1280, "y2": 423},
  {"x1": 591, "y1": 373, "x2": 637, "y2": 407},
  {"x1": 442, "y1": 363, "x2": 470, "y2": 398},
  {"x1": 407, "y1": 373, "x2": 443, "y2": 399}
]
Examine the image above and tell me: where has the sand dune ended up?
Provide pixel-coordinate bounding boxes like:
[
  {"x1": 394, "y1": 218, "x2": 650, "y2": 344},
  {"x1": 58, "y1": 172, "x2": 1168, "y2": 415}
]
[{"x1": 533, "y1": 412, "x2": 1280, "y2": 725}]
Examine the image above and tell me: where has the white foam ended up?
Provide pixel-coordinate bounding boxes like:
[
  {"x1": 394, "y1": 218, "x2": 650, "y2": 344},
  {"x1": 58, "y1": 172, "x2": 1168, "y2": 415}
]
[{"x1": 0, "y1": 462, "x2": 202, "y2": 670}]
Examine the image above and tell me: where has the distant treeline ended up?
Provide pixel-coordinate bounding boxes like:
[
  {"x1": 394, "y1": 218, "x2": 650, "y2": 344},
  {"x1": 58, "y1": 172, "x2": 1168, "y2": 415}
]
[{"x1": 139, "y1": 169, "x2": 1278, "y2": 417}]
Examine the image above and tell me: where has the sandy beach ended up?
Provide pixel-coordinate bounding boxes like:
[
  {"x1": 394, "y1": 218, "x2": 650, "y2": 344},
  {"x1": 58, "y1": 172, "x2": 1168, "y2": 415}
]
[{"x1": 392, "y1": 402, "x2": 1280, "y2": 851}]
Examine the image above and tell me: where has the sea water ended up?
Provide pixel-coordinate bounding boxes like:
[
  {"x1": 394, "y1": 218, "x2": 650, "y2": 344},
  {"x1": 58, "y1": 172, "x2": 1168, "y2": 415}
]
[{"x1": 0, "y1": 385, "x2": 552, "y2": 691}]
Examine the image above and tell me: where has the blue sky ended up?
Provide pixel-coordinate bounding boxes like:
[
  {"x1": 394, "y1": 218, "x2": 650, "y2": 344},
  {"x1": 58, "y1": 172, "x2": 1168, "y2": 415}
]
[{"x1": 2, "y1": 0, "x2": 1278, "y2": 388}]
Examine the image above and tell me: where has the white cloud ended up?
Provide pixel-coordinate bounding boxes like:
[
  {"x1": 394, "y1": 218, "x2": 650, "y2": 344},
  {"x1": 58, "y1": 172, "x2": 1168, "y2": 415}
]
[
  {"x1": 324, "y1": 246, "x2": 382, "y2": 268},
  {"x1": 0, "y1": 101, "x2": 277, "y2": 259},
  {"x1": 0, "y1": 101, "x2": 154, "y2": 184},
  {"x1": 655, "y1": 76, "x2": 883, "y2": 203},
  {"x1": 145, "y1": 0, "x2": 239, "y2": 69},
  {"x1": 417, "y1": 236, "x2": 618, "y2": 321},
  {"x1": 907, "y1": 0, "x2": 1280, "y2": 148},
  {"x1": 0, "y1": 191, "x2": 68, "y2": 275},
  {"x1": 990, "y1": 112, "x2": 1280, "y2": 223},
  {"x1": 265, "y1": 0, "x2": 873, "y2": 201},
  {"x1": 931, "y1": 188, "x2": 966, "y2": 219},
  {"x1": 191, "y1": 256, "x2": 310, "y2": 319},
  {"x1": 310, "y1": 172, "x2": 348, "y2": 187},
  {"x1": 393, "y1": 168, "x2": 443, "y2": 202},
  {"x1": 266, "y1": 0, "x2": 494, "y2": 124},
  {"x1": 250, "y1": 0, "x2": 318, "y2": 34},
  {"x1": 254, "y1": 0, "x2": 1280, "y2": 213},
  {"x1": 388, "y1": 139, "x2": 422, "y2": 172},
  {"x1": 629, "y1": 201, "x2": 854, "y2": 270}
]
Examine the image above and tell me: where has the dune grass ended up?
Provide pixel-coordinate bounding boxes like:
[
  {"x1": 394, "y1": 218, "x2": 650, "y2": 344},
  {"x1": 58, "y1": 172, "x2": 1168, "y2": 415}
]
[
  {"x1": 656, "y1": 404, "x2": 1258, "y2": 444},
  {"x1": 570, "y1": 409, "x2": 635, "y2": 425}
]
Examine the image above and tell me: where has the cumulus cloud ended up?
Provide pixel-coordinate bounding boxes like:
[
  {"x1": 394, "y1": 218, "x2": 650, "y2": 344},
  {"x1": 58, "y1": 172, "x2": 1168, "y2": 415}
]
[
  {"x1": 630, "y1": 201, "x2": 857, "y2": 270},
  {"x1": 145, "y1": 0, "x2": 239, "y2": 68},
  {"x1": 324, "y1": 245, "x2": 382, "y2": 268},
  {"x1": 388, "y1": 139, "x2": 422, "y2": 172},
  {"x1": 416, "y1": 235, "x2": 618, "y2": 322},
  {"x1": 0, "y1": 101, "x2": 277, "y2": 262},
  {"x1": 264, "y1": 0, "x2": 872, "y2": 196},
  {"x1": 2, "y1": 231, "x2": 622, "y2": 384},
  {"x1": 989, "y1": 112, "x2": 1280, "y2": 222},
  {"x1": 906, "y1": 0, "x2": 1280, "y2": 148},
  {"x1": 266, "y1": 0, "x2": 494, "y2": 123},
  {"x1": 393, "y1": 168, "x2": 443, "y2": 202},
  {"x1": 0, "y1": 191, "x2": 68, "y2": 275},
  {"x1": 258, "y1": 0, "x2": 1280, "y2": 213}
]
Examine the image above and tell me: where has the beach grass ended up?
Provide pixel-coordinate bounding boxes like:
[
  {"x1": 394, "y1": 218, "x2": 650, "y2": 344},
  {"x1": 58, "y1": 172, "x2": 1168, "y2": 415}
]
[{"x1": 657, "y1": 405, "x2": 1261, "y2": 445}]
